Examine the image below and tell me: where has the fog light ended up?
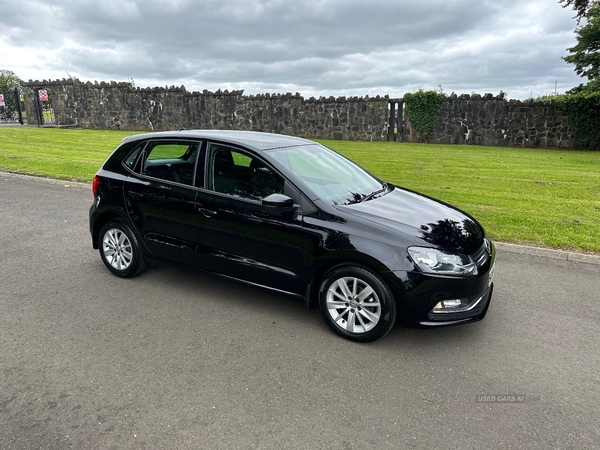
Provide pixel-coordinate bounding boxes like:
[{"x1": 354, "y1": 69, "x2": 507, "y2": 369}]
[
  {"x1": 433, "y1": 299, "x2": 466, "y2": 310},
  {"x1": 429, "y1": 292, "x2": 487, "y2": 317}
]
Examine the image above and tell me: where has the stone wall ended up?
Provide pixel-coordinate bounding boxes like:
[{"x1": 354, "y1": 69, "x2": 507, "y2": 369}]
[
  {"x1": 22, "y1": 79, "x2": 390, "y2": 141},
  {"x1": 22, "y1": 80, "x2": 579, "y2": 147},
  {"x1": 403, "y1": 93, "x2": 576, "y2": 148}
]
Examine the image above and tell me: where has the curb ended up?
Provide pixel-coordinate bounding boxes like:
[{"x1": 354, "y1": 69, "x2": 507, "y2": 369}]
[
  {"x1": 495, "y1": 242, "x2": 600, "y2": 266},
  {"x1": 2, "y1": 171, "x2": 599, "y2": 266},
  {"x1": 1, "y1": 170, "x2": 89, "y2": 189}
]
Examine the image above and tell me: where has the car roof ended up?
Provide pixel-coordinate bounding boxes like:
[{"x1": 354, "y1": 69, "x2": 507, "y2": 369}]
[{"x1": 122, "y1": 130, "x2": 316, "y2": 151}]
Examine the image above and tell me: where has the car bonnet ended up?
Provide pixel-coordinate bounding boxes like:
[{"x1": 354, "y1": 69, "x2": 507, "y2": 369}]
[{"x1": 336, "y1": 186, "x2": 484, "y2": 254}]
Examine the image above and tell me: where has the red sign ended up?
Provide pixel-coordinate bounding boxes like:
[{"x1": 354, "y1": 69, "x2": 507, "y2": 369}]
[
  {"x1": 39, "y1": 90, "x2": 49, "y2": 102},
  {"x1": 0, "y1": 94, "x2": 5, "y2": 107}
]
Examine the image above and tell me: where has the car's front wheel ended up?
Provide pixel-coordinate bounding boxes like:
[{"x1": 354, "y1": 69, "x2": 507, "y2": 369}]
[
  {"x1": 98, "y1": 220, "x2": 148, "y2": 278},
  {"x1": 318, "y1": 265, "x2": 397, "y2": 342}
]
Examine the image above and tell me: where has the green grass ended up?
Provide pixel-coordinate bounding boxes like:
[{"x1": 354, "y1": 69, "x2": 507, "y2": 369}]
[
  {"x1": 317, "y1": 139, "x2": 600, "y2": 253},
  {"x1": 0, "y1": 128, "x2": 141, "y2": 180},
  {"x1": 1, "y1": 127, "x2": 599, "y2": 253}
]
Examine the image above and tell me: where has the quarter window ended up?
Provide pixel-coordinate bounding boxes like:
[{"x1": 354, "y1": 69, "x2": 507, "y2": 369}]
[{"x1": 123, "y1": 142, "x2": 146, "y2": 171}]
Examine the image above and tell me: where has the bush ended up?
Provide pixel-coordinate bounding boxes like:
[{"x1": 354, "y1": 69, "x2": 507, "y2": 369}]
[
  {"x1": 547, "y1": 92, "x2": 600, "y2": 150},
  {"x1": 404, "y1": 89, "x2": 447, "y2": 142}
]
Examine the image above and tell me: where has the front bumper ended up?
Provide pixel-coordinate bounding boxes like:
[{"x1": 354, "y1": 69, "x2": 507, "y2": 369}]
[{"x1": 384, "y1": 240, "x2": 496, "y2": 327}]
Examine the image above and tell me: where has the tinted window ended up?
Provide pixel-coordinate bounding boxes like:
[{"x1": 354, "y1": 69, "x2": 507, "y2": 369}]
[
  {"x1": 141, "y1": 141, "x2": 199, "y2": 186},
  {"x1": 208, "y1": 144, "x2": 284, "y2": 201},
  {"x1": 123, "y1": 142, "x2": 147, "y2": 171}
]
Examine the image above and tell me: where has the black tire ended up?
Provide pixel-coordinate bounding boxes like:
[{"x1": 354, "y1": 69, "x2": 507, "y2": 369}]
[
  {"x1": 98, "y1": 220, "x2": 149, "y2": 278},
  {"x1": 318, "y1": 265, "x2": 397, "y2": 343}
]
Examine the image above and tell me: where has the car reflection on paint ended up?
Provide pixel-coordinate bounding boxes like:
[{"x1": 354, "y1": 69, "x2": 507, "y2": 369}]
[{"x1": 89, "y1": 130, "x2": 495, "y2": 342}]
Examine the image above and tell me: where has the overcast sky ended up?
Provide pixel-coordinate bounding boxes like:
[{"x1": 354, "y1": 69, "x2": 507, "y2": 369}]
[{"x1": 0, "y1": 0, "x2": 586, "y2": 99}]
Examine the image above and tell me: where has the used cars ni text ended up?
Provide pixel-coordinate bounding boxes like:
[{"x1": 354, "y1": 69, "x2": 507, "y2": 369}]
[{"x1": 89, "y1": 130, "x2": 495, "y2": 342}]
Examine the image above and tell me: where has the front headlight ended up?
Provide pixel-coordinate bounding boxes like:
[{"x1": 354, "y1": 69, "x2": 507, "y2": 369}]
[
  {"x1": 407, "y1": 247, "x2": 476, "y2": 276},
  {"x1": 484, "y1": 237, "x2": 492, "y2": 255}
]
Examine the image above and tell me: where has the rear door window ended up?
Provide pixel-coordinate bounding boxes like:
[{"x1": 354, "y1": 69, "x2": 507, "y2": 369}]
[{"x1": 141, "y1": 141, "x2": 200, "y2": 186}]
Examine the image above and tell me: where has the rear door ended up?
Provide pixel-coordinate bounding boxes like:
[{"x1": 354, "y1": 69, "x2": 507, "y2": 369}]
[{"x1": 124, "y1": 140, "x2": 203, "y2": 266}]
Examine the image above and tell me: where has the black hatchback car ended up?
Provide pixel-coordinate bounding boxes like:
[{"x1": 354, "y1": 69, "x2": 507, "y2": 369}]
[{"x1": 90, "y1": 130, "x2": 495, "y2": 342}]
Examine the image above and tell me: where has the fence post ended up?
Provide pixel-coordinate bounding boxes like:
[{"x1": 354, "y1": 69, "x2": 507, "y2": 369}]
[
  {"x1": 14, "y1": 88, "x2": 23, "y2": 125},
  {"x1": 397, "y1": 99, "x2": 404, "y2": 142},
  {"x1": 388, "y1": 101, "x2": 396, "y2": 141},
  {"x1": 33, "y1": 89, "x2": 43, "y2": 126}
]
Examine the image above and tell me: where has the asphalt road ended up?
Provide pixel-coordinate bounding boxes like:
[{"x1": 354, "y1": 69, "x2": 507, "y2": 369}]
[{"x1": 1, "y1": 173, "x2": 599, "y2": 450}]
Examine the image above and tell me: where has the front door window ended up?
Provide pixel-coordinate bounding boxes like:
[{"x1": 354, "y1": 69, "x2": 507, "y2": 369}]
[{"x1": 208, "y1": 145, "x2": 284, "y2": 200}]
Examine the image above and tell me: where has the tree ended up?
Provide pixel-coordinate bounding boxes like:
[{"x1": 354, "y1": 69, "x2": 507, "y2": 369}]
[
  {"x1": 563, "y1": 3, "x2": 600, "y2": 89},
  {"x1": 559, "y1": 0, "x2": 599, "y2": 23},
  {"x1": 0, "y1": 69, "x2": 22, "y2": 89},
  {"x1": 0, "y1": 70, "x2": 23, "y2": 115}
]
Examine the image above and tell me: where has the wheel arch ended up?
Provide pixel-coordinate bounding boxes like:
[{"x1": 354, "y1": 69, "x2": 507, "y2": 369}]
[
  {"x1": 314, "y1": 260, "x2": 399, "y2": 342},
  {"x1": 304, "y1": 251, "x2": 404, "y2": 309},
  {"x1": 91, "y1": 210, "x2": 133, "y2": 249}
]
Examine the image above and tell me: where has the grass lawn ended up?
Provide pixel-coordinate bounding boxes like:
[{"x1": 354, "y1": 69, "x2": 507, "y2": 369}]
[{"x1": 1, "y1": 127, "x2": 599, "y2": 253}]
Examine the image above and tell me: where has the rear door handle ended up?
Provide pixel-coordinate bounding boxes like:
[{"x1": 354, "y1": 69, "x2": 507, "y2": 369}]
[{"x1": 130, "y1": 192, "x2": 143, "y2": 200}]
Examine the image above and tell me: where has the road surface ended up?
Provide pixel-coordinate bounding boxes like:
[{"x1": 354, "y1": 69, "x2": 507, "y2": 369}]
[{"x1": 1, "y1": 173, "x2": 599, "y2": 449}]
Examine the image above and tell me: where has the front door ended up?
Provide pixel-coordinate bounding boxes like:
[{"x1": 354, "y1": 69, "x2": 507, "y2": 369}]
[{"x1": 195, "y1": 143, "x2": 306, "y2": 295}]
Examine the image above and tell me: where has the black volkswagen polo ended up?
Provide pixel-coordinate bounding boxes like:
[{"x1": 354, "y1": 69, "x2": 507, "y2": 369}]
[{"x1": 90, "y1": 130, "x2": 495, "y2": 342}]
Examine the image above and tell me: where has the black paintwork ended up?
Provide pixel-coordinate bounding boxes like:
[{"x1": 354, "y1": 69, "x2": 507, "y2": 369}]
[{"x1": 90, "y1": 130, "x2": 495, "y2": 326}]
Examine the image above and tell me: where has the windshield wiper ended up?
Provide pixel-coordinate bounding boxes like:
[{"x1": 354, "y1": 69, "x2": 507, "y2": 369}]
[{"x1": 359, "y1": 183, "x2": 388, "y2": 203}]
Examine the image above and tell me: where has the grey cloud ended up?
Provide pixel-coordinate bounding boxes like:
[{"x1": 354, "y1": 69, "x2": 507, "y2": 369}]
[{"x1": 0, "y1": 0, "x2": 584, "y2": 99}]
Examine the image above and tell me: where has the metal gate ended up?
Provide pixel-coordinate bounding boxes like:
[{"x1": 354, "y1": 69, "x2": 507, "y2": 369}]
[
  {"x1": 387, "y1": 99, "x2": 404, "y2": 142},
  {"x1": 0, "y1": 87, "x2": 25, "y2": 124},
  {"x1": 32, "y1": 88, "x2": 56, "y2": 126}
]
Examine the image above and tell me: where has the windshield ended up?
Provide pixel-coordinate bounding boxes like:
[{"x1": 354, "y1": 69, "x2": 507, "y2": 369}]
[{"x1": 267, "y1": 144, "x2": 385, "y2": 205}]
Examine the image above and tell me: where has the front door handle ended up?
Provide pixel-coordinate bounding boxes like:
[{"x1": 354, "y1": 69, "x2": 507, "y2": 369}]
[{"x1": 198, "y1": 207, "x2": 217, "y2": 218}]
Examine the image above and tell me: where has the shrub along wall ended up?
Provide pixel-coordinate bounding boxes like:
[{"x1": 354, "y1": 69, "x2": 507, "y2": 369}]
[
  {"x1": 553, "y1": 91, "x2": 600, "y2": 150},
  {"x1": 22, "y1": 79, "x2": 390, "y2": 141}
]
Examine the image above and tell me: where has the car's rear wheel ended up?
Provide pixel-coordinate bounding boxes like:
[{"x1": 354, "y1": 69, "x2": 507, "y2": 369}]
[
  {"x1": 98, "y1": 220, "x2": 148, "y2": 278},
  {"x1": 318, "y1": 265, "x2": 397, "y2": 342}
]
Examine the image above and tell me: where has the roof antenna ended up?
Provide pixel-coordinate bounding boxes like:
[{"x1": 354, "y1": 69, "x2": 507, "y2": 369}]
[{"x1": 174, "y1": 114, "x2": 187, "y2": 131}]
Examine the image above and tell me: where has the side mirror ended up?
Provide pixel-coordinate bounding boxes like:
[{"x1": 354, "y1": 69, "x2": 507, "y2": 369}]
[{"x1": 262, "y1": 193, "x2": 294, "y2": 208}]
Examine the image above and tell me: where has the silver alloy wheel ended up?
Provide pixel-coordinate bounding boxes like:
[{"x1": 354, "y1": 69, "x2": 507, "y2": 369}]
[
  {"x1": 102, "y1": 228, "x2": 133, "y2": 271},
  {"x1": 326, "y1": 276, "x2": 381, "y2": 333}
]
